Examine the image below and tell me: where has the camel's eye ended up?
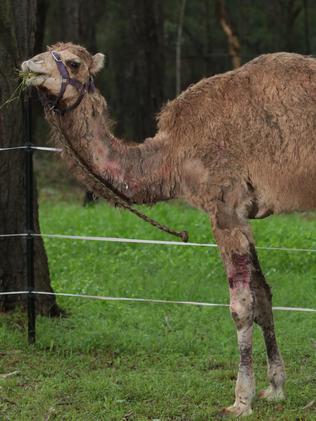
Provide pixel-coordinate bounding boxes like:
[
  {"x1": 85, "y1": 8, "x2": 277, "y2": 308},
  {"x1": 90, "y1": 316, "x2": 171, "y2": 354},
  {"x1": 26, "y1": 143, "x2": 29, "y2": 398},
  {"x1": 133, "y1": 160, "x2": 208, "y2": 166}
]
[{"x1": 67, "y1": 60, "x2": 81, "y2": 70}]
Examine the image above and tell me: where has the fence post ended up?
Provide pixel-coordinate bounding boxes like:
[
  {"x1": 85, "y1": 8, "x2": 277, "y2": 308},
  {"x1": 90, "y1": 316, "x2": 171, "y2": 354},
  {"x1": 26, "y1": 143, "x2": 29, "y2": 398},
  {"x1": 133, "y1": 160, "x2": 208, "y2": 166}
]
[{"x1": 24, "y1": 89, "x2": 36, "y2": 344}]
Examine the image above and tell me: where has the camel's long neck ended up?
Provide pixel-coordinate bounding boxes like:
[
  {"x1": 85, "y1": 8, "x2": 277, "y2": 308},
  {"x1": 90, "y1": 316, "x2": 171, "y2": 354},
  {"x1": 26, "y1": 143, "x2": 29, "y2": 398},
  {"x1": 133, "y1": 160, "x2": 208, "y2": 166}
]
[{"x1": 50, "y1": 91, "x2": 178, "y2": 204}]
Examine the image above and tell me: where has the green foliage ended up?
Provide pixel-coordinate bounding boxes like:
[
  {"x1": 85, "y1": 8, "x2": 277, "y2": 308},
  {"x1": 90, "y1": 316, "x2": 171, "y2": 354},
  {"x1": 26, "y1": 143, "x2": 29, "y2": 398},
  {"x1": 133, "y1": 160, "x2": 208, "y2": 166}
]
[{"x1": 1, "y1": 201, "x2": 316, "y2": 419}]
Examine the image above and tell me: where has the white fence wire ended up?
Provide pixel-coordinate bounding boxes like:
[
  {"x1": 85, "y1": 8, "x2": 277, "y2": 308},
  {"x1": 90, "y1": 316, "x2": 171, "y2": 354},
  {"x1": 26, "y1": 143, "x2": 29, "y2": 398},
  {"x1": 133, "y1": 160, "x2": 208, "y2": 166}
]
[
  {"x1": 0, "y1": 290, "x2": 315, "y2": 313},
  {"x1": 0, "y1": 145, "x2": 62, "y2": 152},
  {"x1": 0, "y1": 232, "x2": 315, "y2": 253}
]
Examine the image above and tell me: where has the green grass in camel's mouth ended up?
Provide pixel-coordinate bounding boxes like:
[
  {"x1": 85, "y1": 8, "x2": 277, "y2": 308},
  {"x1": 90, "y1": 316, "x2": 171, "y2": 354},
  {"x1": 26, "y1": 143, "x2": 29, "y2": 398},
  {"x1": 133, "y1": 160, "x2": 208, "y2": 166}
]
[
  {"x1": 0, "y1": 70, "x2": 38, "y2": 110},
  {"x1": 18, "y1": 69, "x2": 39, "y2": 79}
]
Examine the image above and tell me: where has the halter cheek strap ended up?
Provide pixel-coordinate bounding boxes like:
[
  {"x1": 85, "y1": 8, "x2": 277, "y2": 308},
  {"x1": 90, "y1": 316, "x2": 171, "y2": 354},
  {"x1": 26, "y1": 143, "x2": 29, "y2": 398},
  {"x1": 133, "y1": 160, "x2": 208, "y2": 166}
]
[{"x1": 39, "y1": 51, "x2": 95, "y2": 115}]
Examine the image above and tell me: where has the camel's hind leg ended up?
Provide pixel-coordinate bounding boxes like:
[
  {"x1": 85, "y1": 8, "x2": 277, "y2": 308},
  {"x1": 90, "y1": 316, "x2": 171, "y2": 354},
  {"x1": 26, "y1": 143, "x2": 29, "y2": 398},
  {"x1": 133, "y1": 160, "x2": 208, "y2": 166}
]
[{"x1": 250, "y1": 246, "x2": 286, "y2": 401}]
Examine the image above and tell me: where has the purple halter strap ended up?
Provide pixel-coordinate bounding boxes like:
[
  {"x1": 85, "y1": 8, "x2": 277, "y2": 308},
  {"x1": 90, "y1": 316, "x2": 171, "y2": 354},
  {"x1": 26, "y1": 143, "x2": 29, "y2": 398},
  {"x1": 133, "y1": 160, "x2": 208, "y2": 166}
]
[{"x1": 39, "y1": 51, "x2": 95, "y2": 115}]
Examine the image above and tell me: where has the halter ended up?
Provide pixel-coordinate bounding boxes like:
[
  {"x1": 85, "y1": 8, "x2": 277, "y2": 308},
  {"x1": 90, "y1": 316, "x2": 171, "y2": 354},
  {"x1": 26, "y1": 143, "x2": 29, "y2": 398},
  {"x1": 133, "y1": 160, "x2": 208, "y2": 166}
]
[{"x1": 39, "y1": 51, "x2": 95, "y2": 115}]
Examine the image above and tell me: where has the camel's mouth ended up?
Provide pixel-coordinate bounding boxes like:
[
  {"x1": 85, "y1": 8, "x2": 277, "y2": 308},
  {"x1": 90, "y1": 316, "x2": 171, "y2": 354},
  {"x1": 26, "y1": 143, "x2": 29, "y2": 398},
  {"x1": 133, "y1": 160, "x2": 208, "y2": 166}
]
[
  {"x1": 23, "y1": 73, "x2": 49, "y2": 86},
  {"x1": 21, "y1": 60, "x2": 50, "y2": 86}
]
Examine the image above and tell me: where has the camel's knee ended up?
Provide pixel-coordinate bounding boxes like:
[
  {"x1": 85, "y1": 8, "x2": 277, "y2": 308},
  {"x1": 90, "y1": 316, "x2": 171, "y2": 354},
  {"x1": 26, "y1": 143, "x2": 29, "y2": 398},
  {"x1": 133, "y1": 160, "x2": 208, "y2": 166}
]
[{"x1": 230, "y1": 287, "x2": 254, "y2": 328}]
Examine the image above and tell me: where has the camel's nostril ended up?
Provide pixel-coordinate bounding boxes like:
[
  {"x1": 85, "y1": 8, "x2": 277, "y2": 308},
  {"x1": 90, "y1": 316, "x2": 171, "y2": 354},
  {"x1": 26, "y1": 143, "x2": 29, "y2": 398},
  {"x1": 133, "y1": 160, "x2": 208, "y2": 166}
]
[
  {"x1": 22, "y1": 60, "x2": 34, "y2": 70},
  {"x1": 21, "y1": 61, "x2": 29, "y2": 71}
]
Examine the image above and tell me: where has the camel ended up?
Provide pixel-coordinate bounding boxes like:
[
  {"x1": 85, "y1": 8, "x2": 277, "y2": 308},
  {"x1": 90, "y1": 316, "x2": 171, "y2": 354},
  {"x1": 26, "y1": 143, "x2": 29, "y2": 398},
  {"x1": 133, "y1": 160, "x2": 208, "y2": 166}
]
[{"x1": 21, "y1": 42, "x2": 316, "y2": 417}]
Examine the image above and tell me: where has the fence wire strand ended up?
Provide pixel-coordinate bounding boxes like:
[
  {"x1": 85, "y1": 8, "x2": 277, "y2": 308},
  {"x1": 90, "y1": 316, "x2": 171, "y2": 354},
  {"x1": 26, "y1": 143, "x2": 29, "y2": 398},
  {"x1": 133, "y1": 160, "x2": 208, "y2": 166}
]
[
  {"x1": 0, "y1": 145, "x2": 61, "y2": 152},
  {"x1": 0, "y1": 232, "x2": 316, "y2": 253},
  {"x1": 0, "y1": 290, "x2": 315, "y2": 313}
]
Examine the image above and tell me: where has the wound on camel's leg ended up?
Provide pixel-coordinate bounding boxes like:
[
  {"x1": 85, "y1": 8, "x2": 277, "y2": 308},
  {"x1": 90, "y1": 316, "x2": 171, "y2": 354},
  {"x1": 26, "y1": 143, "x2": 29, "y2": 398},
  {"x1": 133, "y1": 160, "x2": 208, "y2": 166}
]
[
  {"x1": 211, "y1": 207, "x2": 256, "y2": 417},
  {"x1": 223, "y1": 253, "x2": 255, "y2": 417},
  {"x1": 250, "y1": 246, "x2": 285, "y2": 401}
]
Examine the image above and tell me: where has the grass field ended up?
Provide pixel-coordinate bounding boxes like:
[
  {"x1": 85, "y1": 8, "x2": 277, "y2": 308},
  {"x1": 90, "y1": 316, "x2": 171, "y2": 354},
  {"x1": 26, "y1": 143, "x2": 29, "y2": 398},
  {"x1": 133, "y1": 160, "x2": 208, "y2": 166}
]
[{"x1": 1, "y1": 197, "x2": 316, "y2": 420}]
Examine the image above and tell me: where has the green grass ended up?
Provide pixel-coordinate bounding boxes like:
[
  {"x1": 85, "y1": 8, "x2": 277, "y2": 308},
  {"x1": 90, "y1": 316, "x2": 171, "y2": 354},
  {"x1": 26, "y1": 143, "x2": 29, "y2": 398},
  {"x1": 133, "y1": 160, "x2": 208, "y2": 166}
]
[{"x1": 1, "y1": 199, "x2": 316, "y2": 420}]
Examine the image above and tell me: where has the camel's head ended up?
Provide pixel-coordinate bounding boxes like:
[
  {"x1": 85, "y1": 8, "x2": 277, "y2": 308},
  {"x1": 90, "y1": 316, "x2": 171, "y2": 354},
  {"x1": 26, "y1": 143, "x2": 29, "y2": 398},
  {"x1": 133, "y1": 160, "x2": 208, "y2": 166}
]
[{"x1": 21, "y1": 42, "x2": 105, "y2": 106}]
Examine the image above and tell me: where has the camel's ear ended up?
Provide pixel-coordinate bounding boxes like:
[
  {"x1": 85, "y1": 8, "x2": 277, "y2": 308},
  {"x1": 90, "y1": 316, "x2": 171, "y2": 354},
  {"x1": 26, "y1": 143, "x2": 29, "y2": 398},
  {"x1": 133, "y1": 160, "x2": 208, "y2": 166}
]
[{"x1": 91, "y1": 53, "x2": 105, "y2": 75}]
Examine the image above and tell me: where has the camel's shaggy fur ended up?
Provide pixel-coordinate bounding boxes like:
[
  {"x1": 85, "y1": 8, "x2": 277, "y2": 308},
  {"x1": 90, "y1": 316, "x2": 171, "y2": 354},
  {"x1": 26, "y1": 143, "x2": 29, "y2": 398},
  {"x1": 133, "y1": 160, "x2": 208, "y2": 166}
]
[{"x1": 22, "y1": 43, "x2": 316, "y2": 416}]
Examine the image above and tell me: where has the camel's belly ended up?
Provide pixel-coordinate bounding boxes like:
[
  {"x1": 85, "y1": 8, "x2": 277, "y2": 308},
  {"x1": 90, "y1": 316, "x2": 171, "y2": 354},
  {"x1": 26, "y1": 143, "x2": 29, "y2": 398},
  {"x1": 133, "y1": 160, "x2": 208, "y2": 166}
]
[{"x1": 251, "y1": 164, "x2": 316, "y2": 214}]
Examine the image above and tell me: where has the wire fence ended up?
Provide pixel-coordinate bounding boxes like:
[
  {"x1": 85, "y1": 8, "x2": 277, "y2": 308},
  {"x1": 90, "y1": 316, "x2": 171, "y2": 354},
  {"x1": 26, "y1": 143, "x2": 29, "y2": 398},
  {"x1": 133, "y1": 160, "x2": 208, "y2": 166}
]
[
  {"x1": 1, "y1": 232, "x2": 316, "y2": 253},
  {"x1": 0, "y1": 290, "x2": 316, "y2": 313},
  {"x1": 0, "y1": 146, "x2": 62, "y2": 152},
  {"x1": 1, "y1": 97, "x2": 315, "y2": 345}
]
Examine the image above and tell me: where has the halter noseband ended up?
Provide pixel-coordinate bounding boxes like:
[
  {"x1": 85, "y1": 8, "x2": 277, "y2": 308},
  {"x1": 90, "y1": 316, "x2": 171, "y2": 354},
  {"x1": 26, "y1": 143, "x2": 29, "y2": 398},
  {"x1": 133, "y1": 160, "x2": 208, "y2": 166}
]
[{"x1": 39, "y1": 51, "x2": 95, "y2": 115}]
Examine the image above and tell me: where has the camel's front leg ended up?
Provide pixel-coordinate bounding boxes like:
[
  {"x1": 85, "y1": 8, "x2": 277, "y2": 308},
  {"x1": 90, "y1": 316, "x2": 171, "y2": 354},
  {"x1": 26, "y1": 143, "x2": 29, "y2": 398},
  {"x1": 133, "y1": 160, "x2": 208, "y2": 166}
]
[
  {"x1": 211, "y1": 211, "x2": 255, "y2": 416},
  {"x1": 225, "y1": 253, "x2": 255, "y2": 416}
]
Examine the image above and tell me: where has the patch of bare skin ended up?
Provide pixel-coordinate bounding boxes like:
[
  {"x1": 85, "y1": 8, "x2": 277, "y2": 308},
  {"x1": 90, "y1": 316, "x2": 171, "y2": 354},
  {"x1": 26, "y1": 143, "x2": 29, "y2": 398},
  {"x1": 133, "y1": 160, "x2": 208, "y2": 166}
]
[
  {"x1": 218, "y1": 254, "x2": 255, "y2": 417},
  {"x1": 226, "y1": 316, "x2": 255, "y2": 415},
  {"x1": 222, "y1": 253, "x2": 256, "y2": 416}
]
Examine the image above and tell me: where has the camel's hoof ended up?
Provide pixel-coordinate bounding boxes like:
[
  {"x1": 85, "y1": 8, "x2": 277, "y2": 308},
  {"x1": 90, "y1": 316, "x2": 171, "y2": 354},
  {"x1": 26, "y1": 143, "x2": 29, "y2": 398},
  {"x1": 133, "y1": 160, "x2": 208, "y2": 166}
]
[
  {"x1": 220, "y1": 404, "x2": 253, "y2": 417},
  {"x1": 259, "y1": 385, "x2": 285, "y2": 401}
]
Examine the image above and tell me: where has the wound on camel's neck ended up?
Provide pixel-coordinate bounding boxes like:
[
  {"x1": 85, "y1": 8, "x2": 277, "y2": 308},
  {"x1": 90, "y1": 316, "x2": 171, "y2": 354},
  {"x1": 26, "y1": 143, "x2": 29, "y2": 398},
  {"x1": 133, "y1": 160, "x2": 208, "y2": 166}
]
[
  {"x1": 228, "y1": 253, "x2": 252, "y2": 288},
  {"x1": 58, "y1": 92, "x2": 176, "y2": 204}
]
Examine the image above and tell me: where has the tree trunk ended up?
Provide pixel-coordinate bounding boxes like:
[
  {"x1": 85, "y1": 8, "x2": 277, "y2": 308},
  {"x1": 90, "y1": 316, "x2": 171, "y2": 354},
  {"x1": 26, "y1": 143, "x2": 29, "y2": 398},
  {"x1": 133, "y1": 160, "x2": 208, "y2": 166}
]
[
  {"x1": 284, "y1": 0, "x2": 302, "y2": 51},
  {"x1": 303, "y1": 0, "x2": 310, "y2": 54},
  {"x1": 120, "y1": 0, "x2": 165, "y2": 141},
  {"x1": 176, "y1": 0, "x2": 186, "y2": 95},
  {"x1": 215, "y1": 0, "x2": 241, "y2": 69},
  {"x1": 0, "y1": 0, "x2": 61, "y2": 316},
  {"x1": 47, "y1": 0, "x2": 103, "y2": 52},
  {"x1": 34, "y1": 0, "x2": 49, "y2": 55}
]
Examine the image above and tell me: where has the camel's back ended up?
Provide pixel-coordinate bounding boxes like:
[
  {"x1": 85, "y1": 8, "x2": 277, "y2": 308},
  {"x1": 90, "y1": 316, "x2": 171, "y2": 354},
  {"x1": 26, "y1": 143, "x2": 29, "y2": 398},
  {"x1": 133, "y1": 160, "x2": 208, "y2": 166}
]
[
  {"x1": 234, "y1": 53, "x2": 316, "y2": 212},
  {"x1": 159, "y1": 52, "x2": 316, "y2": 152},
  {"x1": 158, "y1": 53, "x2": 316, "y2": 212}
]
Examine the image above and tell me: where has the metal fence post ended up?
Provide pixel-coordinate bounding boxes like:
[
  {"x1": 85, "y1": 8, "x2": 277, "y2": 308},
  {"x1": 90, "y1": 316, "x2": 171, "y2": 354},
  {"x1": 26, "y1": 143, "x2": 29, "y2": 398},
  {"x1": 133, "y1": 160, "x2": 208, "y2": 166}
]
[{"x1": 24, "y1": 89, "x2": 36, "y2": 344}]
